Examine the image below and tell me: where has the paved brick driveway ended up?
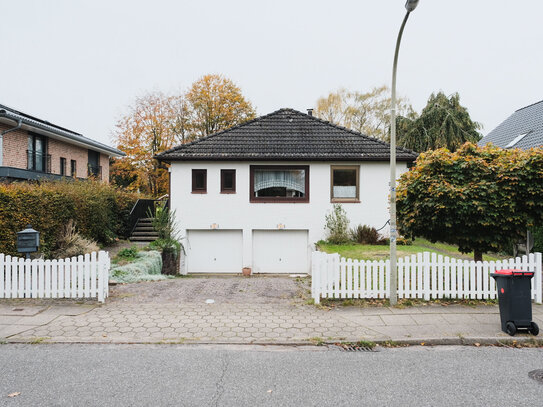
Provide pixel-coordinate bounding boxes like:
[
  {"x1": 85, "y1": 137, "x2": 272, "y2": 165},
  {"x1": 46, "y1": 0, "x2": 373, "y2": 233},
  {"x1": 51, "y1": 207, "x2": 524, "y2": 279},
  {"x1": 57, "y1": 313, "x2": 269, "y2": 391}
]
[{"x1": 4, "y1": 276, "x2": 543, "y2": 344}]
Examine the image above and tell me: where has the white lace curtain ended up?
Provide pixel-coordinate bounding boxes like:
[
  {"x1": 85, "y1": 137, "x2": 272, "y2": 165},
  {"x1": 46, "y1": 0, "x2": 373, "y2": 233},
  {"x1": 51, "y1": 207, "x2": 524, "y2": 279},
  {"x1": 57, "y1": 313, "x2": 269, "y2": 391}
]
[{"x1": 254, "y1": 169, "x2": 305, "y2": 194}]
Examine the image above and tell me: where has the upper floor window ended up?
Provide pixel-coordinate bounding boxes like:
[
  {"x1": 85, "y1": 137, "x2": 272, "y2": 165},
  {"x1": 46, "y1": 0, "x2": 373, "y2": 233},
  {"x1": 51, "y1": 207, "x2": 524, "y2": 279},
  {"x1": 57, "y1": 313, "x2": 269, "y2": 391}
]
[
  {"x1": 60, "y1": 157, "x2": 67, "y2": 176},
  {"x1": 192, "y1": 169, "x2": 207, "y2": 193},
  {"x1": 250, "y1": 165, "x2": 309, "y2": 203},
  {"x1": 221, "y1": 169, "x2": 236, "y2": 193},
  {"x1": 88, "y1": 150, "x2": 101, "y2": 178},
  {"x1": 331, "y1": 165, "x2": 359, "y2": 203},
  {"x1": 71, "y1": 160, "x2": 77, "y2": 177},
  {"x1": 27, "y1": 133, "x2": 49, "y2": 173}
]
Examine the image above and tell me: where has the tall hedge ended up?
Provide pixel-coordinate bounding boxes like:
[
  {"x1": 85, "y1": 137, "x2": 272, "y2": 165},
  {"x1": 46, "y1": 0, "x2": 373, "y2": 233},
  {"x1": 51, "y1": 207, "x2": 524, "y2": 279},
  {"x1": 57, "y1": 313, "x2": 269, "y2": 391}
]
[{"x1": 0, "y1": 180, "x2": 139, "y2": 258}]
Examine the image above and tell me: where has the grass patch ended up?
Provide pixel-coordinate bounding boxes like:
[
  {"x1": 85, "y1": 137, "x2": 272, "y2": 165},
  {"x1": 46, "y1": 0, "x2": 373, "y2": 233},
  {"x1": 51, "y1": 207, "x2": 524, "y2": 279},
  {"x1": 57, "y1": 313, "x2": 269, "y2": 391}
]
[
  {"x1": 317, "y1": 297, "x2": 498, "y2": 309},
  {"x1": 317, "y1": 238, "x2": 507, "y2": 262}
]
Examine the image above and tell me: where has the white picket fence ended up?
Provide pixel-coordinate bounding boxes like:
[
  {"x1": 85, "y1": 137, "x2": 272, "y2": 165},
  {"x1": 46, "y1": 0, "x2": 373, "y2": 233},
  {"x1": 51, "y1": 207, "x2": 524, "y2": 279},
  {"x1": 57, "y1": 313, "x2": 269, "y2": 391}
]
[
  {"x1": 311, "y1": 251, "x2": 543, "y2": 305},
  {"x1": 0, "y1": 251, "x2": 110, "y2": 303}
]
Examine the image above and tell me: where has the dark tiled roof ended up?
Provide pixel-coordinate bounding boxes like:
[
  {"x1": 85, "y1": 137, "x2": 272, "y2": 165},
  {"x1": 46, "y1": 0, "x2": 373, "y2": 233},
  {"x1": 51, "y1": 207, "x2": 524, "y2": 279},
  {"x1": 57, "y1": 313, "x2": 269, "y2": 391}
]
[
  {"x1": 479, "y1": 100, "x2": 543, "y2": 150},
  {"x1": 156, "y1": 108, "x2": 417, "y2": 162}
]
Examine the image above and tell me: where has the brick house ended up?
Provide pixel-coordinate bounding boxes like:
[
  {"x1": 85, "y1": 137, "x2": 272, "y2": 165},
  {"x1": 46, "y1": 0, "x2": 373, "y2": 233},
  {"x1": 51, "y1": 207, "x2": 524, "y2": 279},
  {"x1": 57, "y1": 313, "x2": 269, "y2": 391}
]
[{"x1": 0, "y1": 104, "x2": 124, "y2": 182}]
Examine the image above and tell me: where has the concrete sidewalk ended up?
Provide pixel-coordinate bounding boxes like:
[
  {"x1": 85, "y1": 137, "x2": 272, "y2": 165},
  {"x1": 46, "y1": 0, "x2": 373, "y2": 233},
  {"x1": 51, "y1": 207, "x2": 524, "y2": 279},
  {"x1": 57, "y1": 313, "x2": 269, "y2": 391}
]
[{"x1": 2, "y1": 300, "x2": 542, "y2": 345}]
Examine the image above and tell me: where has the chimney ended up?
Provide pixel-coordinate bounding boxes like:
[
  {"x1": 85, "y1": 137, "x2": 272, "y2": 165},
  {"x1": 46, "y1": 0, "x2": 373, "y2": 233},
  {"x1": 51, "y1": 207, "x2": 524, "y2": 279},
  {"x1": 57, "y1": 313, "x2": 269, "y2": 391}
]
[{"x1": 307, "y1": 108, "x2": 314, "y2": 117}]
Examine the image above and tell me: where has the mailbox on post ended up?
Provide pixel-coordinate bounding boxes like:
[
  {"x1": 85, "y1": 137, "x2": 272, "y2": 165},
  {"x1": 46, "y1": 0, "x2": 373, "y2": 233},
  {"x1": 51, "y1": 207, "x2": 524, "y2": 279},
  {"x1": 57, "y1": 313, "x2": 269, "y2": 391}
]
[{"x1": 17, "y1": 225, "x2": 40, "y2": 259}]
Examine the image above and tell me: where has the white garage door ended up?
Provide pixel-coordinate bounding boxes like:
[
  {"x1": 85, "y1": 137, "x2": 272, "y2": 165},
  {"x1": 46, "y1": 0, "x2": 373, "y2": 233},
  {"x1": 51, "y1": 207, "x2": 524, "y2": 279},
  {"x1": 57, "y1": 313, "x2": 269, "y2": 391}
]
[
  {"x1": 252, "y1": 230, "x2": 309, "y2": 274},
  {"x1": 186, "y1": 230, "x2": 243, "y2": 273}
]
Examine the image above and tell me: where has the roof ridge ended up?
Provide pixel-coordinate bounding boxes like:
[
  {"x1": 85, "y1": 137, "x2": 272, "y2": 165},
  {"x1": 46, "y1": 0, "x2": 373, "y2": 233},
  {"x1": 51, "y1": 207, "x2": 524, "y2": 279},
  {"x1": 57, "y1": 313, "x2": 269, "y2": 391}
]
[
  {"x1": 158, "y1": 108, "x2": 293, "y2": 157},
  {"x1": 515, "y1": 99, "x2": 543, "y2": 112}
]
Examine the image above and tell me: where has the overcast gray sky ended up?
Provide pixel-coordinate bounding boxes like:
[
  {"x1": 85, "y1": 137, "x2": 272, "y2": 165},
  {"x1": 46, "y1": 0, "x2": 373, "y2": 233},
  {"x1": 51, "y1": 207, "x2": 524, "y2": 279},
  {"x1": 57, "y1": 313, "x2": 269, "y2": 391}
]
[{"x1": 1, "y1": 0, "x2": 542, "y2": 147}]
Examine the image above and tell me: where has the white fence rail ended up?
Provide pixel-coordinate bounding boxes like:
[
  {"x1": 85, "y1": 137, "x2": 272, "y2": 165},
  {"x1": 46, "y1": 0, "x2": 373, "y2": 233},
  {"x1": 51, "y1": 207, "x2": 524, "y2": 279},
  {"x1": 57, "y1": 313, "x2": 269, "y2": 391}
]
[
  {"x1": 312, "y1": 251, "x2": 543, "y2": 305},
  {"x1": 0, "y1": 251, "x2": 110, "y2": 303}
]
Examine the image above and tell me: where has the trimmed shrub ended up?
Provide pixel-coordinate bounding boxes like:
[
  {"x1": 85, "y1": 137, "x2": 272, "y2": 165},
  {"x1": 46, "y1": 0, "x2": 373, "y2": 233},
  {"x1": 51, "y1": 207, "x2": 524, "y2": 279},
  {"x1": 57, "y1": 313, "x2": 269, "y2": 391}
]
[{"x1": 0, "y1": 180, "x2": 139, "y2": 258}]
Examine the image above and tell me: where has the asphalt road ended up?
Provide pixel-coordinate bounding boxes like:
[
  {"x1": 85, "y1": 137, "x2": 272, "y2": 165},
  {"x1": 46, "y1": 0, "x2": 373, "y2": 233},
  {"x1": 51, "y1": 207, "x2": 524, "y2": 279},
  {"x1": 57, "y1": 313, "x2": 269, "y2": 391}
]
[{"x1": 0, "y1": 344, "x2": 542, "y2": 406}]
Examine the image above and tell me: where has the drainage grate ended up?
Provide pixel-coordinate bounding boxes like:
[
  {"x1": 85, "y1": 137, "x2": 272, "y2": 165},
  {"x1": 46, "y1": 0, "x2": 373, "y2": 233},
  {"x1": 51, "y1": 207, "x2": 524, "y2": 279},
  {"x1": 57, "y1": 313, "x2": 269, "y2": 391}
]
[
  {"x1": 528, "y1": 370, "x2": 543, "y2": 384},
  {"x1": 336, "y1": 344, "x2": 377, "y2": 352}
]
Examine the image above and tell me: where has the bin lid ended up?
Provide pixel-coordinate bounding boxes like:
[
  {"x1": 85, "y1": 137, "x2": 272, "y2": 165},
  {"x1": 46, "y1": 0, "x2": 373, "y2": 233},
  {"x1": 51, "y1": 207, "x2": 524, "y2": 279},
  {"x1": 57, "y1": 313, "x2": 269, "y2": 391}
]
[{"x1": 492, "y1": 269, "x2": 534, "y2": 277}]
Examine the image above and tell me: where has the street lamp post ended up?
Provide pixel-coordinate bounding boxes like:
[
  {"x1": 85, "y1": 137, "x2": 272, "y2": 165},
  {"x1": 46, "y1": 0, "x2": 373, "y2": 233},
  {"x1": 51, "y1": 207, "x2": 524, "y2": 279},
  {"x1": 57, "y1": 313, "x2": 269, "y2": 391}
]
[{"x1": 389, "y1": 0, "x2": 419, "y2": 306}]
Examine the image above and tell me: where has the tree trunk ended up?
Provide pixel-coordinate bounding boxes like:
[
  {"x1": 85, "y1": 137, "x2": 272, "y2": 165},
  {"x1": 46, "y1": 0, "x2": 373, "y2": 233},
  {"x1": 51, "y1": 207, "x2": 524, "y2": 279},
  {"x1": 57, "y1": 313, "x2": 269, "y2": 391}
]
[
  {"x1": 161, "y1": 249, "x2": 178, "y2": 275},
  {"x1": 473, "y1": 250, "x2": 483, "y2": 262}
]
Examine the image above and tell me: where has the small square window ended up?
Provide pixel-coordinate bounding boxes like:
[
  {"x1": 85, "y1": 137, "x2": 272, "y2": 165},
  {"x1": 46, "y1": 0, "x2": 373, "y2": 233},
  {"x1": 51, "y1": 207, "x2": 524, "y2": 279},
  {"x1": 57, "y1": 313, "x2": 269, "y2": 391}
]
[
  {"x1": 331, "y1": 166, "x2": 359, "y2": 202},
  {"x1": 192, "y1": 169, "x2": 207, "y2": 193},
  {"x1": 221, "y1": 169, "x2": 236, "y2": 193}
]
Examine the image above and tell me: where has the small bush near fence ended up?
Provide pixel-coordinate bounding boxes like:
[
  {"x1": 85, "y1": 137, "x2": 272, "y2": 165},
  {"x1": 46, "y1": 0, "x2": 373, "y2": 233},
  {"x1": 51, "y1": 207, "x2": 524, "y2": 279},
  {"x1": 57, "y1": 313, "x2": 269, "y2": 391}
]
[{"x1": 0, "y1": 180, "x2": 139, "y2": 258}]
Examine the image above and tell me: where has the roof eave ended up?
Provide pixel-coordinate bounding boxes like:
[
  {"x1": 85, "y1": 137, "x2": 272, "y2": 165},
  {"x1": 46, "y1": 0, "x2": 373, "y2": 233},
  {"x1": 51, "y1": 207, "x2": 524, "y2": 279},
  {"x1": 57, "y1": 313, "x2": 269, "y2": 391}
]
[{"x1": 0, "y1": 111, "x2": 125, "y2": 157}]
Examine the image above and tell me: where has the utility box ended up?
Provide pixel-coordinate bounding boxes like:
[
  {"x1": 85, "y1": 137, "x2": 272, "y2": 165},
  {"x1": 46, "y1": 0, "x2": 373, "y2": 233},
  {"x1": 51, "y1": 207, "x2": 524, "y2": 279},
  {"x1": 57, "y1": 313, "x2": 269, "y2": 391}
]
[{"x1": 17, "y1": 225, "x2": 40, "y2": 255}]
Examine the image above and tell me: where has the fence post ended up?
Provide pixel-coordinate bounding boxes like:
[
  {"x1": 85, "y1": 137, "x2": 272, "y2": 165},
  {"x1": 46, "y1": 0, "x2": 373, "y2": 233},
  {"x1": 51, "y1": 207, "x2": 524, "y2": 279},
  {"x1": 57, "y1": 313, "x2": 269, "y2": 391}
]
[
  {"x1": 97, "y1": 251, "x2": 106, "y2": 303},
  {"x1": 536, "y1": 252, "x2": 542, "y2": 304},
  {"x1": 311, "y1": 251, "x2": 321, "y2": 305},
  {"x1": 423, "y1": 252, "x2": 431, "y2": 301}
]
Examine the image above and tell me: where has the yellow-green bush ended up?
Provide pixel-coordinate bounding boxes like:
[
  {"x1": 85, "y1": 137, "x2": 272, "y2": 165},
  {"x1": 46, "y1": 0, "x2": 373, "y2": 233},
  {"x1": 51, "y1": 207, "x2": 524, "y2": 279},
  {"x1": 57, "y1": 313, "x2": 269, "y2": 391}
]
[{"x1": 0, "y1": 180, "x2": 139, "y2": 258}]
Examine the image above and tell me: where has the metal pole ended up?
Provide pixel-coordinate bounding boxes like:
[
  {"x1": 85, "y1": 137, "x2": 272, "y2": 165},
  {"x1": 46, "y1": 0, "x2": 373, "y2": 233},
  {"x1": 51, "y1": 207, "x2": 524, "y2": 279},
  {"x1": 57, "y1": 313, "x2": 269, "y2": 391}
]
[{"x1": 389, "y1": 11, "x2": 411, "y2": 306}]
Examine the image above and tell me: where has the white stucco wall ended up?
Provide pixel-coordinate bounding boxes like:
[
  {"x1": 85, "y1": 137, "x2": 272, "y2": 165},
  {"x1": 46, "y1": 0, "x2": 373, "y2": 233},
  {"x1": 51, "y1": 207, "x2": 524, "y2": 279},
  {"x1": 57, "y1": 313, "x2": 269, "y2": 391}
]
[{"x1": 170, "y1": 160, "x2": 409, "y2": 274}]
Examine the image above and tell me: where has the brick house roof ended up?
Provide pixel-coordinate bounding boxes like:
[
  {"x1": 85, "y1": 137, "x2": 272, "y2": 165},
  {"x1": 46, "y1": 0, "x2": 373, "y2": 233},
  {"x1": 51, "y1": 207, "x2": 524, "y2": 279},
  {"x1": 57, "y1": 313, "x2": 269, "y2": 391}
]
[{"x1": 156, "y1": 108, "x2": 418, "y2": 162}]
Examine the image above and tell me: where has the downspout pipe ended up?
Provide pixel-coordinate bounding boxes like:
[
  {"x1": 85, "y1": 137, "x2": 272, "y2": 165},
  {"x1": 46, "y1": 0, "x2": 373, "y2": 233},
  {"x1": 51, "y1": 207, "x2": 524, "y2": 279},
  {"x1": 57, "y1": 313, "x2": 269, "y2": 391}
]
[{"x1": 0, "y1": 114, "x2": 23, "y2": 166}]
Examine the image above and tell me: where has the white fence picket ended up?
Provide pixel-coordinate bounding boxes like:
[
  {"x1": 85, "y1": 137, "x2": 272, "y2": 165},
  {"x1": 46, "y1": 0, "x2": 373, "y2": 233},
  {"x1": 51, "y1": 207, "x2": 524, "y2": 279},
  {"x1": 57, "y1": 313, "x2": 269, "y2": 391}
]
[
  {"x1": 311, "y1": 251, "x2": 543, "y2": 305},
  {"x1": 0, "y1": 252, "x2": 109, "y2": 303}
]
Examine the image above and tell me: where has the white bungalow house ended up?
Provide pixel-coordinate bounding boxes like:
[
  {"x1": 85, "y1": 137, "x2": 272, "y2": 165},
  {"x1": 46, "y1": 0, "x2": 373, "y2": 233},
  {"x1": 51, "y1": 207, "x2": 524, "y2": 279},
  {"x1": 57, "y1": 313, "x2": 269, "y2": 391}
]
[{"x1": 156, "y1": 108, "x2": 417, "y2": 275}]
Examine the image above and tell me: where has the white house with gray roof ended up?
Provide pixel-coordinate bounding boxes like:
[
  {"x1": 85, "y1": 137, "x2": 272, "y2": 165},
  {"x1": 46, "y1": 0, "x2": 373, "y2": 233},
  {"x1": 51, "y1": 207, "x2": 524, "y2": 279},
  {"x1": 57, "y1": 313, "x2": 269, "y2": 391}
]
[
  {"x1": 157, "y1": 108, "x2": 417, "y2": 275},
  {"x1": 479, "y1": 100, "x2": 543, "y2": 150}
]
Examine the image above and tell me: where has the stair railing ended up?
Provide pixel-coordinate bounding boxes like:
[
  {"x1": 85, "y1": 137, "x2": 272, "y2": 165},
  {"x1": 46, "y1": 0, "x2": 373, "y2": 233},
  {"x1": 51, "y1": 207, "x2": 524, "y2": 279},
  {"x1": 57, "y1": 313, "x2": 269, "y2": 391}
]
[{"x1": 128, "y1": 197, "x2": 169, "y2": 236}]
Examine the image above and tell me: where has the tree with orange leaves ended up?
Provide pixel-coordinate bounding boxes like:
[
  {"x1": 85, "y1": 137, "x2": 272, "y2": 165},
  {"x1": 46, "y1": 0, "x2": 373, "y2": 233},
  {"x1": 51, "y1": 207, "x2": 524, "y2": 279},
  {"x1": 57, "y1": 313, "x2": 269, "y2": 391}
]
[
  {"x1": 111, "y1": 91, "x2": 185, "y2": 196},
  {"x1": 185, "y1": 74, "x2": 256, "y2": 138},
  {"x1": 111, "y1": 75, "x2": 255, "y2": 196}
]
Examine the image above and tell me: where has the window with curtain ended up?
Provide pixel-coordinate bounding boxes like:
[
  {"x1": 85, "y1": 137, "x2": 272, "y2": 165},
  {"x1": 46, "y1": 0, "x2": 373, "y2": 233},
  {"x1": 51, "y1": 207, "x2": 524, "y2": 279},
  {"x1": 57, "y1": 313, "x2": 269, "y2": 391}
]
[
  {"x1": 250, "y1": 165, "x2": 309, "y2": 202},
  {"x1": 331, "y1": 165, "x2": 360, "y2": 202}
]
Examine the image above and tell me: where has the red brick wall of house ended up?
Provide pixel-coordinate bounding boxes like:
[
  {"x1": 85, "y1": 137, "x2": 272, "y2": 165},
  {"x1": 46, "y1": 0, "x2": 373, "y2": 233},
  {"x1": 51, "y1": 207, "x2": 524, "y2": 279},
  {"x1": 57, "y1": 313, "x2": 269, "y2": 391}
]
[
  {"x1": 100, "y1": 153, "x2": 110, "y2": 182},
  {"x1": 1, "y1": 123, "x2": 29, "y2": 168},
  {"x1": 47, "y1": 138, "x2": 89, "y2": 179},
  {"x1": 1, "y1": 123, "x2": 111, "y2": 183}
]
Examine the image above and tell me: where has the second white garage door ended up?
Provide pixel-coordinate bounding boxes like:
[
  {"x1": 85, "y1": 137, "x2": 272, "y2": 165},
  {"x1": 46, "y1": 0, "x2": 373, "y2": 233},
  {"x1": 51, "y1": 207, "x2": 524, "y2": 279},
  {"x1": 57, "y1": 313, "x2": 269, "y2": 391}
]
[
  {"x1": 186, "y1": 230, "x2": 243, "y2": 273},
  {"x1": 252, "y1": 230, "x2": 309, "y2": 274}
]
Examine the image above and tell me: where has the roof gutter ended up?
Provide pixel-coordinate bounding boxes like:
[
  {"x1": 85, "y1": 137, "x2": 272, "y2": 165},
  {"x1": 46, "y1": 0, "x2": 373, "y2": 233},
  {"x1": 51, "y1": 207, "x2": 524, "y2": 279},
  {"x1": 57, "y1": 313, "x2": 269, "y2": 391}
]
[
  {"x1": 0, "y1": 109, "x2": 125, "y2": 157},
  {"x1": 0, "y1": 117, "x2": 22, "y2": 166}
]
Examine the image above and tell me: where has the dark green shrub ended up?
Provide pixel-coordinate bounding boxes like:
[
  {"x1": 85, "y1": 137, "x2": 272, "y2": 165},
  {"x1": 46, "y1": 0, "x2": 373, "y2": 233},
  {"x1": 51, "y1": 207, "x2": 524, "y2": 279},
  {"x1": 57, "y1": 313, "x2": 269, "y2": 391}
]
[
  {"x1": 350, "y1": 225, "x2": 380, "y2": 244},
  {"x1": 0, "y1": 180, "x2": 139, "y2": 258}
]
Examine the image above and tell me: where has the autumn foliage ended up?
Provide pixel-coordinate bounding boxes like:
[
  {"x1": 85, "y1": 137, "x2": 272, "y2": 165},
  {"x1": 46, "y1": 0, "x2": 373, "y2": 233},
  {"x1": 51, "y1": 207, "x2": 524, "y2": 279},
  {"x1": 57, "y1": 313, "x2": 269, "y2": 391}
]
[
  {"x1": 111, "y1": 74, "x2": 256, "y2": 196},
  {"x1": 397, "y1": 143, "x2": 543, "y2": 260}
]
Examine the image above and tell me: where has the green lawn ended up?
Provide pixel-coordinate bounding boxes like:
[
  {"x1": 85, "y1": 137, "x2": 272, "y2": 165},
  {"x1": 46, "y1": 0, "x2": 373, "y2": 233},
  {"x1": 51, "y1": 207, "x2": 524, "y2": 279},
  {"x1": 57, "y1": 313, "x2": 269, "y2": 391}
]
[{"x1": 317, "y1": 238, "x2": 507, "y2": 262}]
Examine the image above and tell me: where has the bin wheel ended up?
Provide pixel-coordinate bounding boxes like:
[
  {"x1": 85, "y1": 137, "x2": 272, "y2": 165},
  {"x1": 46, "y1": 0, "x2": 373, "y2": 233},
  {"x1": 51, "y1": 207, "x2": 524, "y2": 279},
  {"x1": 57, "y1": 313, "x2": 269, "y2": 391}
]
[
  {"x1": 529, "y1": 322, "x2": 539, "y2": 336},
  {"x1": 506, "y1": 322, "x2": 517, "y2": 336}
]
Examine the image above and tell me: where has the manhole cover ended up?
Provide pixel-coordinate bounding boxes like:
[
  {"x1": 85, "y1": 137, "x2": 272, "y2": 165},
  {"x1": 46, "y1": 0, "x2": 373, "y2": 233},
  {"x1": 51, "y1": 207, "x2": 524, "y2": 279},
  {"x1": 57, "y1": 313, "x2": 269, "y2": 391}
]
[
  {"x1": 336, "y1": 344, "x2": 377, "y2": 352},
  {"x1": 528, "y1": 370, "x2": 543, "y2": 384}
]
